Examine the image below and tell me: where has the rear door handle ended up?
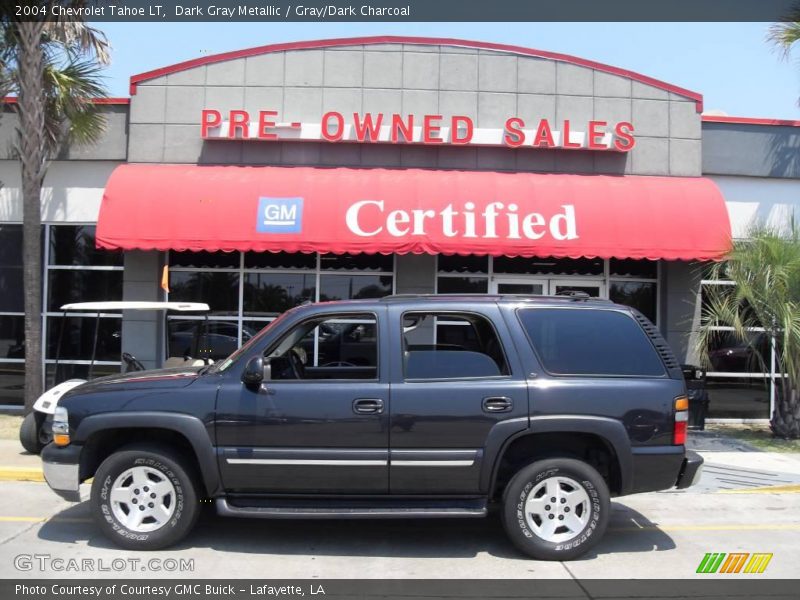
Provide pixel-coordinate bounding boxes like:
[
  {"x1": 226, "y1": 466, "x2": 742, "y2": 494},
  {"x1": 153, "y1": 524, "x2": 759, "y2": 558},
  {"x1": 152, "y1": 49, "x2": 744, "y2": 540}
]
[
  {"x1": 482, "y1": 396, "x2": 512, "y2": 413},
  {"x1": 353, "y1": 398, "x2": 384, "y2": 414}
]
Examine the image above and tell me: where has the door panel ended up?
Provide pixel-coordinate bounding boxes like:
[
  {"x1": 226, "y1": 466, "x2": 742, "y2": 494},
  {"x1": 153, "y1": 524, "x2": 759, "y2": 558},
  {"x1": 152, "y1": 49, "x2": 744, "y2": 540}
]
[
  {"x1": 215, "y1": 311, "x2": 389, "y2": 494},
  {"x1": 388, "y1": 304, "x2": 528, "y2": 494},
  {"x1": 216, "y1": 381, "x2": 389, "y2": 493}
]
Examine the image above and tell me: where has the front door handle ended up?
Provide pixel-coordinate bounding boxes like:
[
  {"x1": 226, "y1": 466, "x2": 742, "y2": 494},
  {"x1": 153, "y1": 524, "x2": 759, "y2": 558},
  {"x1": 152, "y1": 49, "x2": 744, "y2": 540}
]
[
  {"x1": 353, "y1": 398, "x2": 384, "y2": 414},
  {"x1": 482, "y1": 396, "x2": 513, "y2": 413}
]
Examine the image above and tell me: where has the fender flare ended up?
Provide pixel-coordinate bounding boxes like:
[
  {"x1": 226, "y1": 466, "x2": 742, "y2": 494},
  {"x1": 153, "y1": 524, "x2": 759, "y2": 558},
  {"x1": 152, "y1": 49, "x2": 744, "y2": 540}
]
[
  {"x1": 74, "y1": 412, "x2": 221, "y2": 496},
  {"x1": 486, "y1": 415, "x2": 634, "y2": 496}
]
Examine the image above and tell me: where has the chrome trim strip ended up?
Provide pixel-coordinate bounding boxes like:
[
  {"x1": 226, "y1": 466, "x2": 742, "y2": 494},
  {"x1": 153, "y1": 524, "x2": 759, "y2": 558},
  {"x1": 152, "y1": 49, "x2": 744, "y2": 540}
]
[
  {"x1": 391, "y1": 450, "x2": 478, "y2": 455},
  {"x1": 392, "y1": 460, "x2": 475, "y2": 467},
  {"x1": 216, "y1": 498, "x2": 487, "y2": 519},
  {"x1": 226, "y1": 458, "x2": 387, "y2": 466}
]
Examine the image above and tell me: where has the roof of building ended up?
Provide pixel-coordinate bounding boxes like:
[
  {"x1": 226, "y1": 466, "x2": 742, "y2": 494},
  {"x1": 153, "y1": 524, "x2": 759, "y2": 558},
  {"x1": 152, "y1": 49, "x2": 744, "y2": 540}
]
[
  {"x1": 127, "y1": 35, "x2": 704, "y2": 111},
  {"x1": 701, "y1": 115, "x2": 800, "y2": 128}
]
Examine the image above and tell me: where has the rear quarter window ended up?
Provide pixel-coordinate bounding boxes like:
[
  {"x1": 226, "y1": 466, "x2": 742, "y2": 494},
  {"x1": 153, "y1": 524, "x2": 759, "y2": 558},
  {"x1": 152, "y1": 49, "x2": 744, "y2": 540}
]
[{"x1": 517, "y1": 308, "x2": 666, "y2": 377}]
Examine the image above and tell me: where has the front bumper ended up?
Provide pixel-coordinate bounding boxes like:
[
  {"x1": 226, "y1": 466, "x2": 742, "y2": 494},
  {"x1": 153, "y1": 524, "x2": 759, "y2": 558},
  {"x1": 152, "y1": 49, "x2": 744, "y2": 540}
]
[
  {"x1": 41, "y1": 443, "x2": 82, "y2": 502},
  {"x1": 675, "y1": 450, "x2": 704, "y2": 489}
]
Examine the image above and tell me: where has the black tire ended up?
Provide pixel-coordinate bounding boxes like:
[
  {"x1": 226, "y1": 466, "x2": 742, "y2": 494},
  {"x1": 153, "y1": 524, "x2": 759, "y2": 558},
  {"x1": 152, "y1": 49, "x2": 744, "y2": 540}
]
[
  {"x1": 19, "y1": 412, "x2": 43, "y2": 455},
  {"x1": 501, "y1": 458, "x2": 610, "y2": 561},
  {"x1": 91, "y1": 445, "x2": 200, "y2": 550}
]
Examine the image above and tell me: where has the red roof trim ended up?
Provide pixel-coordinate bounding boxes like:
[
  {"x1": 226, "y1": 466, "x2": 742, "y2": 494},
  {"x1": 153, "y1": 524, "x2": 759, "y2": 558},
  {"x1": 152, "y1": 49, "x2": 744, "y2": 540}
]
[
  {"x1": 702, "y1": 115, "x2": 800, "y2": 127},
  {"x1": 128, "y1": 35, "x2": 703, "y2": 112},
  {"x1": 2, "y1": 96, "x2": 130, "y2": 105}
]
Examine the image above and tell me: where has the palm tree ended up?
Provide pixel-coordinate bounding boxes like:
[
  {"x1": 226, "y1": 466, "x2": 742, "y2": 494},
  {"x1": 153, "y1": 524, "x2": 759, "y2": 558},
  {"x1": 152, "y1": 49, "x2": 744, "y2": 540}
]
[
  {"x1": 767, "y1": 20, "x2": 800, "y2": 58},
  {"x1": 1, "y1": 5, "x2": 110, "y2": 410},
  {"x1": 696, "y1": 224, "x2": 800, "y2": 439}
]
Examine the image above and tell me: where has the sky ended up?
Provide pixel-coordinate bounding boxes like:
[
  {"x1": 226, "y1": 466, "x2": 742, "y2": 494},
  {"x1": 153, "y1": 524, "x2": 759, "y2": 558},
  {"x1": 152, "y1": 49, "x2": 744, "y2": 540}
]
[{"x1": 96, "y1": 22, "x2": 800, "y2": 119}]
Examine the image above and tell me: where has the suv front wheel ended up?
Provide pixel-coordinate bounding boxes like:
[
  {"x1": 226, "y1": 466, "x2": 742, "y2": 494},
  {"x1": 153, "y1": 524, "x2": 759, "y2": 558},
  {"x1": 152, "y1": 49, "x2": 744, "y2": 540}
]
[
  {"x1": 91, "y1": 445, "x2": 200, "y2": 550},
  {"x1": 501, "y1": 458, "x2": 610, "y2": 560}
]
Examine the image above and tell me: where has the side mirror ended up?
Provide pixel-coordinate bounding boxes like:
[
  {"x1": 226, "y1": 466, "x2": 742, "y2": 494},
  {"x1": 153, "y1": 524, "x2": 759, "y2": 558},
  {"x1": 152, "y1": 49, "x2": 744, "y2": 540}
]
[{"x1": 242, "y1": 356, "x2": 269, "y2": 387}]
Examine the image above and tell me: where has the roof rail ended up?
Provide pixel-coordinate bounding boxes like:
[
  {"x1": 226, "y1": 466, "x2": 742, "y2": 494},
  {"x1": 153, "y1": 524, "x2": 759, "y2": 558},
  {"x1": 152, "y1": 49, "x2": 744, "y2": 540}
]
[{"x1": 554, "y1": 290, "x2": 592, "y2": 299}]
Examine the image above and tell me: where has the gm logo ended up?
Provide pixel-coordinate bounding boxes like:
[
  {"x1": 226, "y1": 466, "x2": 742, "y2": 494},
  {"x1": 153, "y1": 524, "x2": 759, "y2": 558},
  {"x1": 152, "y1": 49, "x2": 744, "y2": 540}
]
[{"x1": 257, "y1": 197, "x2": 303, "y2": 234}]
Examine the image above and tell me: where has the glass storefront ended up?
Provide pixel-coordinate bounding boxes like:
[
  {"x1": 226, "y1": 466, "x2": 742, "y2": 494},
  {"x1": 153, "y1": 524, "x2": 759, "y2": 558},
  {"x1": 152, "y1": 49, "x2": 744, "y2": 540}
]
[
  {"x1": 700, "y1": 279, "x2": 774, "y2": 420},
  {"x1": 44, "y1": 225, "x2": 124, "y2": 388},
  {"x1": 0, "y1": 225, "x2": 24, "y2": 405},
  {"x1": 0, "y1": 236, "x2": 783, "y2": 422},
  {"x1": 166, "y1": 251, "x2": 395, "y2": 360},
  {"x1": 436, "y1": 256, "x2": 660, "y2": 324},
  {"x1": 0, "y1": 224, "x2": 124, "y2": 404}
]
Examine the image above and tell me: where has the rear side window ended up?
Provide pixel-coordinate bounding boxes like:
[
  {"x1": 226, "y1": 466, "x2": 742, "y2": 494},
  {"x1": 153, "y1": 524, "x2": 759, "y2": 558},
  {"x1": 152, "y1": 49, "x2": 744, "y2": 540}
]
[
  {"x1": 518, "y1": 308, "x2": 666, "y2": 377},
  {"x1": 402, "y1": 312, "x2": 510, "y2": 379}
]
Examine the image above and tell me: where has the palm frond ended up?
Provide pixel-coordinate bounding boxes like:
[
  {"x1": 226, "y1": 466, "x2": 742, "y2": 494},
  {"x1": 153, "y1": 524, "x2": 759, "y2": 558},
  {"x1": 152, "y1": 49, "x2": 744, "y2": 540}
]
[
  {"x1": 41, "y1": 58, "x2": 107, "y2": 149},
  {"x1": 42, "y1": 2, "x2": 111, "y2": 65},
  {"x1": 767, "y1": 17, "x2": 800, "y2": 59}
]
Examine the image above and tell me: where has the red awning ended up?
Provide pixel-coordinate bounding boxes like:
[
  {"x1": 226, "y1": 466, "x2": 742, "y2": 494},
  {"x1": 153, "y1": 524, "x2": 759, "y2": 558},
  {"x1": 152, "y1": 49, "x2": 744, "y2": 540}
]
[{"x1": 96, "y1": 164, "x2": 731, "y2": 261}]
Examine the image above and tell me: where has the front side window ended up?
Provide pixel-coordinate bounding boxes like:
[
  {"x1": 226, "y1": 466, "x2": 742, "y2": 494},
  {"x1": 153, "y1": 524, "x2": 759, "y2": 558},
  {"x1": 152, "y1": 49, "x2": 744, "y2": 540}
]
[
  {"x1": 518, "y1": 308, "x2": 665, "y2": 377},
  {"x1": 402, "y1": 312, "x2": 509, "y2": 380},
  {"x1": 266, "y1": 313, "x2": 378, "y2": 381}
]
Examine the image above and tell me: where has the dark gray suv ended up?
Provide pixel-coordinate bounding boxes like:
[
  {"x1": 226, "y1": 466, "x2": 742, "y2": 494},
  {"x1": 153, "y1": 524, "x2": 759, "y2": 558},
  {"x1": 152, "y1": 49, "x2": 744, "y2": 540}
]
[{"x1": 41, "y1": 294, "x2": 702, "y2": 560}]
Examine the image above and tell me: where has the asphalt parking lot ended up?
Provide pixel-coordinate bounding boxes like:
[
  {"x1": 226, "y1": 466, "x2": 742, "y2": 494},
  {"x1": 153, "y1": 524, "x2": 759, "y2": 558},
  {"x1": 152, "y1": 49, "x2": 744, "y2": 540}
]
[{"x1": 0, "y1": 450, "x2": 798, "y2": 580}]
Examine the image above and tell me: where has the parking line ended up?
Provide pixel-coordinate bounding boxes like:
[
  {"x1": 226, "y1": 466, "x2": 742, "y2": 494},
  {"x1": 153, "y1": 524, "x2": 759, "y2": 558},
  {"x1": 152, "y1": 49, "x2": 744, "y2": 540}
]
[
  {"x1": 0, "y1": 468, "x2": 44, "y2": 483},
  {"x1": 718, "y1": 484, "x2": 800, "y2": 494}
]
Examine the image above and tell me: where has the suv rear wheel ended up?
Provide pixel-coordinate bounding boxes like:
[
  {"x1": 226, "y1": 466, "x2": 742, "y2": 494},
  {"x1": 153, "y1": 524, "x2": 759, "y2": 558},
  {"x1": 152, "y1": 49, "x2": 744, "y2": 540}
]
[
  {"x1": 91, "y1": 445, "x2": 200, "y2": 550},
  {"x1": 501, "y1": 458, "x2": 610, "y2": 560}
]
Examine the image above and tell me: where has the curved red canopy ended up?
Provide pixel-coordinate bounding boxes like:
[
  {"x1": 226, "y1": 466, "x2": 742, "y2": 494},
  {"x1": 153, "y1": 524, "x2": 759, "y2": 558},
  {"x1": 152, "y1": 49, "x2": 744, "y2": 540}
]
[{"x1": 97, "y1": 164, "x2": 731, "y2": 261}]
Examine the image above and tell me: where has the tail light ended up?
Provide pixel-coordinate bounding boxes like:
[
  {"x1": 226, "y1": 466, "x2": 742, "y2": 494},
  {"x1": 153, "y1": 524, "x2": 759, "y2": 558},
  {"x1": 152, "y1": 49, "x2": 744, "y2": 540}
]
[{"x1": 673, "y1": 395, "x2": 688, "y2": 445}]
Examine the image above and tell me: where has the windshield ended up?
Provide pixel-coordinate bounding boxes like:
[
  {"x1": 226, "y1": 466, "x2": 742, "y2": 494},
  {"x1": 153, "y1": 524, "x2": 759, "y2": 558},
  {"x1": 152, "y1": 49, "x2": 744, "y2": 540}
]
[{"x1": 209, "y1": 309, "x2": 297, "y2": 373}]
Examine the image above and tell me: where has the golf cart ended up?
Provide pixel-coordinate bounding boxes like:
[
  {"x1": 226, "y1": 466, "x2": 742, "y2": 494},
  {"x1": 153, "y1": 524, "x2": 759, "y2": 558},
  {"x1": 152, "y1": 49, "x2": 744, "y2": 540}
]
[{"x1": 20, "y1": 301, "x2": 211, "y2": 454}]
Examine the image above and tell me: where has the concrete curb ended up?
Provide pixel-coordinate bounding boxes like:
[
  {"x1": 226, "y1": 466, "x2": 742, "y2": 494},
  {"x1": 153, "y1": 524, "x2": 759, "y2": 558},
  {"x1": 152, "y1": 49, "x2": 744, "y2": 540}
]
[{"x1": 0, "y1": 467, "x2": 44, "y2": 482}]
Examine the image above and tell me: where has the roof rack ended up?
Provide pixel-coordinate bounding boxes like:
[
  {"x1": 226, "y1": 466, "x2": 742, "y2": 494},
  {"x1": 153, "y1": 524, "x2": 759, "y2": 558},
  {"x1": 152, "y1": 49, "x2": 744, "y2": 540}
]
[
  {"x1": 554, "y1": 290, "x2": 592, "y2": 299},
  {"x1": 381, "y1": 293, "x2": 611, "y2": 303}
]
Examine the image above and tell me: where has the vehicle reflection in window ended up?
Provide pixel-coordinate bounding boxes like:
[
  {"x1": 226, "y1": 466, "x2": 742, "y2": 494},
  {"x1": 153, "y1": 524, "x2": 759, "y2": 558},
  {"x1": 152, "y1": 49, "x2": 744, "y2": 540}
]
[
  {"x1": 265, "y1": 314, "x2": 379, "y2": 381},
  {"x1": 706, "y1": 330, "x2": 769, "y2": 373},
  {"x1": 168, "y1": 321, "x2": 258, "y2": 363}
]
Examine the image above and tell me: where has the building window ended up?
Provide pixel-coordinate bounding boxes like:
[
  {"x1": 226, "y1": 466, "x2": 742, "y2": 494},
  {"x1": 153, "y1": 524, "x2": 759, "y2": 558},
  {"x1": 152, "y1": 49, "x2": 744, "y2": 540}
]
[
  {"x1": 701, "y1": 279, "x2": 773, "y2": 420},
  {"x1": 45, "y1": 225, "x2": 123, "y2": 388},
  {"x1": 49, "y1": 225, "x2": 123, "y2": 267},
  {"x1": 167, "y1": 251, "x2": 394, "y2": 356},
  {"x1": 0, "y1": 225, "x2": 25, "y2": 405},
  {"x1": 494, "y1": 256, "x2": 604, "y2": 276},
  {"x1": 609, "y1": 281, "x2": 657, "y2": 323},
  {"x1": 436, "y1": 256, "x2": 660, "y2": 324}
]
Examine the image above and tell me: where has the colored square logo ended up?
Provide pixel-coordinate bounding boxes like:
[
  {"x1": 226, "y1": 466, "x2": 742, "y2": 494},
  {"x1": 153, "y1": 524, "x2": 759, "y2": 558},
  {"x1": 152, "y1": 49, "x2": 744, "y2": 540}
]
[{"x1": 256, "y1": 197, "x2": 303, "y2": 234}]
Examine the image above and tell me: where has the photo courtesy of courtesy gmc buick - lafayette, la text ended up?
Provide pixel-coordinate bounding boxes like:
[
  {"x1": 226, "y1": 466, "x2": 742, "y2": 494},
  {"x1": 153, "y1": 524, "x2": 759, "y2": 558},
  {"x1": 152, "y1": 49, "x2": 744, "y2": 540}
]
[{"x1": 40, "y1": 294, "x2": 702, "y2": 560}]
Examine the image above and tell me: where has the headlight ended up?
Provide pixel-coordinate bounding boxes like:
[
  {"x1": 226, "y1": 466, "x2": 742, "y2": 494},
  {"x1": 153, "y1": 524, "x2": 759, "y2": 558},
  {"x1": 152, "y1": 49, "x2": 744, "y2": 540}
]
[{"x1": 52, "y1": 406, "x2": 70, "y2": 447}]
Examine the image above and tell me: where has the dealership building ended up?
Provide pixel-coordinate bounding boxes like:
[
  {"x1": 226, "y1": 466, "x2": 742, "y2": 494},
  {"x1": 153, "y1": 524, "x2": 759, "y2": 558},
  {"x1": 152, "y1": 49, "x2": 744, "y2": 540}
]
[{"x1": 1, "y1": 36, "x2": 798, "y2": 420}]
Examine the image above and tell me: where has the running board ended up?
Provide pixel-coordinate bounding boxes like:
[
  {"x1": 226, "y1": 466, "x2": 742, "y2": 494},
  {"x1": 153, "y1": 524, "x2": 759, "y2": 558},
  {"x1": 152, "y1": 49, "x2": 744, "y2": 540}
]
[{"x1": 216, "y1": 498, "x2": 487, "y2": 519}]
